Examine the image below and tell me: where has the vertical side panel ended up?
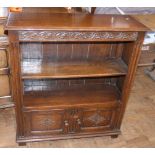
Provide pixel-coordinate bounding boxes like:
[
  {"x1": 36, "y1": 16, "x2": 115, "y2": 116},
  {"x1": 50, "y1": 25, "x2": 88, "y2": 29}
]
[
  {"x1": 8, "y1": 31, "x2": 24, "y2": 138},
  {"x1": 116, "y1": 32, "x2": 145, "y2": 129}
]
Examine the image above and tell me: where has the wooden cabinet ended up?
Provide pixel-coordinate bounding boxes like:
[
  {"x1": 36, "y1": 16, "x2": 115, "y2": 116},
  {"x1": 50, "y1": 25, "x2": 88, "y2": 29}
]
[
  {"x1": 24, "y1": 109, "x2": 65, "y2": 137},
  {"x1": 5, "y1": 12, "x2": 148, "y2": 145},
  {"x1": 0, "y1": 34, "x2": 13, "y2": 108},
  {"x1": 0, "y1": 10, "x2": 13, "y2": 108},
  {"x1": 23, "y1": 107, "x2": 117, "y2": 139}
]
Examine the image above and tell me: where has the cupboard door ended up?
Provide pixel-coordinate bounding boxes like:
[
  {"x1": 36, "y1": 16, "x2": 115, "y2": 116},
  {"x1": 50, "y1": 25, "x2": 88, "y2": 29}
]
[
  {"x1": 64, "y1": 107, "x2": 118, "y2": 134},
  {"x1": 24, "y1": 110, "x2": 65, "y2": 137},
  {"x1": 81, "y1": 108, "x2": 117, "y2": 132}
]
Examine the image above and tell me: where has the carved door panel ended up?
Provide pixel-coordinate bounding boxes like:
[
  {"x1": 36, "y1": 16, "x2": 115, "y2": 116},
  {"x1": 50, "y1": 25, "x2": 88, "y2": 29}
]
[
  {"x1": 24, "y1": 110, "x2": 65, "y2": 137},
  {"x1": 63, "y1": 108, "x2": 117, "y2": 134},
  {"x1": 23, "y1": 107, "x2": 117, "y2": 137},
  {"x1": 81, "y1": 108, "x2": 116, "y2": 132}
]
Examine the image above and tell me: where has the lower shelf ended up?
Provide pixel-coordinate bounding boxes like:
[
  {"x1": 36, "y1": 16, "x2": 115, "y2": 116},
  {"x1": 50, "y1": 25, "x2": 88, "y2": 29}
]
[{"x1": 23, "y1": 83, "x2": 121, "y2": 109}]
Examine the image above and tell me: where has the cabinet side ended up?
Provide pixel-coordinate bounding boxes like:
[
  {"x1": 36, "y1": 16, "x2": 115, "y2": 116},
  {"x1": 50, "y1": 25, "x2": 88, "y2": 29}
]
[
  {"x1": 116, "y1": 32, "x2": 146, "y2": 129},
  {"x1": 8, "y1": 30, "x2": 25, "y2": 140}
]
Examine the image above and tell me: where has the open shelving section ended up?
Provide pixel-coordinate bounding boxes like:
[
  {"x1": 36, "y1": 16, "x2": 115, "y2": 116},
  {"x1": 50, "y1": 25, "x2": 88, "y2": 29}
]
[
  {"x1": 20, "y1": 41, "x2": 128, "y2": 110},
  {"x1": 23, "y1": 82, "x2": 121, "y2": 109}
]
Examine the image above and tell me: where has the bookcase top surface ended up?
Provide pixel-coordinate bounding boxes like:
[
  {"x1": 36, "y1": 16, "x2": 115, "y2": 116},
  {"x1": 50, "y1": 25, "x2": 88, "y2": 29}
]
[{"x1": 5, "y1": 13, "x2": 149, "y2": 31}]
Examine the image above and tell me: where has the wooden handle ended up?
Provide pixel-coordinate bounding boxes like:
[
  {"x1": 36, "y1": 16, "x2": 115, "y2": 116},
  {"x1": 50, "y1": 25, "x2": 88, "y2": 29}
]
[
  {"x1": 77, "y1": 118, "x2": 81, "y2": 125},
  {"x1": 64, "y1": 120, "x2": 69, "y2": 126}
]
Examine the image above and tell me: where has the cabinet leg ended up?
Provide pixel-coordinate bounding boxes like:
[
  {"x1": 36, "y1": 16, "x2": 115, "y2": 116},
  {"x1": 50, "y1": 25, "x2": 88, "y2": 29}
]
[
  {"x1": 111, "y1": 135, "x2": 119, "y2": 139},
  {"x1": 18, "y1": 142, "x2": 26, "y2": 146}
]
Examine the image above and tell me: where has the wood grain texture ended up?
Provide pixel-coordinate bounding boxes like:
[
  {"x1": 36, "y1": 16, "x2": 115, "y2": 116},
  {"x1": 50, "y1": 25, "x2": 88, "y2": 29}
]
[
  {"x1": 21, "y1": 42, "x2": 127, "y2": 79},
  {"x1": 23, "y1": 83, "x2": 120, "y2": 110},
  {"x1": 0, "y1": 72, "x2": 155, "y2": 147},
  {"x1": 5, "y1": 13, "x2": 149, "y2": 31},
  {"x1": 6, "y1": 13, "x2": 147, "y2": 145},
  {"x1": 8, "y1": 31, "x2": 25, "y2": 138},
  {"x1": 22, "y1": 59, "x2": 127, "y2": 79},
  {"x1": 132, "y1": 14, "x2": 155, "y2": 31},
  {"x1": 116, "y1": 32, "x2": 145, "y2": 129}
]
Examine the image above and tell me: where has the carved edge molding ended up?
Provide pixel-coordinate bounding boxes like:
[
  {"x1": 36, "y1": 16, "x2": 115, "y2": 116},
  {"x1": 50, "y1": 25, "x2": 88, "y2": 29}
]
[{"x1": 19, "y1": 31, "x2": 138, "y2": 41}]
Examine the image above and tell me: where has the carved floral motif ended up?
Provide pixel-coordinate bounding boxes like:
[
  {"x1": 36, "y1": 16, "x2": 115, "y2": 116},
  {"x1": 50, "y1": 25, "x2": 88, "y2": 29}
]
[
  {"x1": 87, "y1": 112, "x2": 106, "y2": 125},
  {"x1": 40, "y1": 118, "x2": 55, "y2": 128},
  {"x1": 19, "y1": 31, "x2": 138, "y2": 41}
]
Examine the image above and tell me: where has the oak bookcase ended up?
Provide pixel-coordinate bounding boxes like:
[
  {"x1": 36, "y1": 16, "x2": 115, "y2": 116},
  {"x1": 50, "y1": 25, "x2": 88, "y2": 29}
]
[{"x1": 6, "y1": 13, "x2": 148, "y2": 145}]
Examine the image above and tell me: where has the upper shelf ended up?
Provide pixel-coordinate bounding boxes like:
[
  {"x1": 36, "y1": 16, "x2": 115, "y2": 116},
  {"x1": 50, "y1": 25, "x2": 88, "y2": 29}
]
[
  {"x1": 5, "y1": 13, "x2": 149, "y2": 31},
  {"x1": 22, "y1": 58, "x2": 127, "y2": 79}
]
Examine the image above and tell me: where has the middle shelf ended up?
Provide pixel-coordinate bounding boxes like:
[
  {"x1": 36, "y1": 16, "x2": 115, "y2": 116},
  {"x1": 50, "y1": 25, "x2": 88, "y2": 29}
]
[
  {"x1": 21, "y1": 58, "x2": 128, "y2": 79},
  {"x1": 23, "y1": 82, "x2": 121, "y2": 110}
]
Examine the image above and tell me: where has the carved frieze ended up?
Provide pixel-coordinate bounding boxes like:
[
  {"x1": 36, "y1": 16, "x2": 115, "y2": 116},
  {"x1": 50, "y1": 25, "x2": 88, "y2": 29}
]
[{"x1": 19, "y1": 31, "x2": 138, "y2": 41}]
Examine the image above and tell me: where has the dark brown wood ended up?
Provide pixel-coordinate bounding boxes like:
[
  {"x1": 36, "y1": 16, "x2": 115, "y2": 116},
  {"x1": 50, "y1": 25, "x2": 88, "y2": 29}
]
[
  {"x1": 6, "y1": 12, "x2": 148, "y2": 145},
  {"x1": 23, "y1": 107, "x2": 118, "y2": 138},
  {"x1": 18, "y1": 142, "x2": 26, "y2": 146},
  {"x1": 16, "y1": 130, "x2": 121, "y2": 143},
  {"x1": 8, "y1": 31, "x2": 25, "y2": 138},
  {"x1": 111, "y1": 135, "x2": 119, "y2": 138},
  {"x1": 6, "y1": 13, "x2": 149, "y2": 31},
  {"x1": 22, "y1": 59, "x2": 127, "y2": 79},
  {"x1": 116, "y1": 32, "x2": 146, "y2": 129},
  {"x1": 23, "y1": 83, "x2": 120, "y2": 110}
]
